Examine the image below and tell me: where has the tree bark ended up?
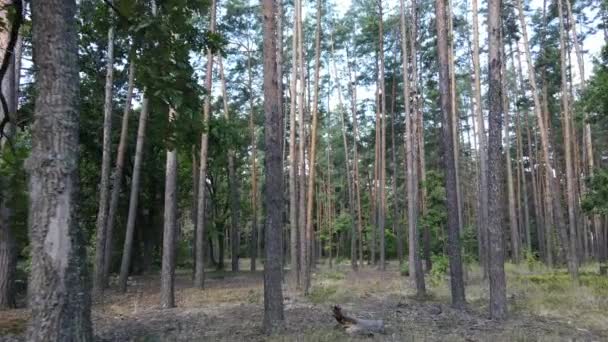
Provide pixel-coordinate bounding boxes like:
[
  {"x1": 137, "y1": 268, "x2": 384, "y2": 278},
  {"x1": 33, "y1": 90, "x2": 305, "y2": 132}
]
[
  {"x1": 471, "y1": 0, "x2": 488, "y2": 275},
  {"x1": 296, "y1": 0, "x2": 307, "y2": 288},
  {"x1": 262, "y1": 0, "x2": 285, "y2": 331},
  {"x1": 557, "y1": 0, "x2": 579, "y2": 280},
  {"x1": 400, "y1": 0, "x2": 425, "y2": 296},
  {"x1": 377, "y1": 0, "x2": 387, "y2": 271},
  {"x1": 487, "y1": 0, "x2": 507, "y2": 319},
  {"x1": 302, "y1": 0, "x2": 322, "y2": 293},
  {"x1": 435, "y1": 0, "x2": 465, "y2": 307},
  {"x1": 117, "y1": 95, "x2": 149, "y2": 292},
  {"x1": 195, "y1": 0, "x2": 217, "y2": 288},
  {"x1": 161, "y1": 108, "x2": 178, "y2": 309},
  {"x1": 288, "y1": 0, "x2": 299, "y2": 279},
  {"x1": 0, "y1": 0, "x2": 19, "y2": 309},
  {"x1": 249, "y1": 49, "x2": 260, "y2": 272},
  {"x1": 26, "y1": 0, "x2": 93, "y2": 338},
  {"x1": 93, "y1": 24, "x2": 115, "y2": 294}
]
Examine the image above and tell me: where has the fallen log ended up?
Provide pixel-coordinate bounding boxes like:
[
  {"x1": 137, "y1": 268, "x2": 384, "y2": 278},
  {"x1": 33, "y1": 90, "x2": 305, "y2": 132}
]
[{"x1": 332, "y1": 305, "x2": 385, "y2": 336}]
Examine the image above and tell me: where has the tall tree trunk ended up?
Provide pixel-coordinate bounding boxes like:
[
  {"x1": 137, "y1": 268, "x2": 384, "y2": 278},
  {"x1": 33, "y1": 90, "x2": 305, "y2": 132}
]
[
  {"x1": 503, "y1": 50, "x2": 520, "y2": 264},
  {"x1": 219, "y1": 57, "x2": 241, "y2": 272},
  {"x1": 191, "y1": 146, "x2": 199, "y2": 278},
  {"x1": 112, "y1": 62, "x2": 137, "y2": 292},
  {"x1": 471, "y1": 0, "x2": 488, "y2": 275},
  {"x1": 377, "y1": 0, "x2": 387, "y2": 271},
  {"x1": 0, "y1": 0, "x2": 19, "y2": 309},
  {"x1": 487, "y1": 0, "x2": 507, "y2": 319},
  {"x1": 296, "y1": 0, "x2": 307, "y2": 289},
  {"x1": 93, "y1": 24, "x2": 115, "y2": 294},
  {"x1": 557, "y1": 0, "x2": 579, "y2": 280},
  {"x1": 160, "y1": 108, "x2": 178, "y2": 309},
  {"x1": 288, "y1": 0, "x2": 299, "y2": 280},
  {"x1": 262, "y1": 0, "x2": 285, "y2": 330},
  {"x1": 331, "y1": 30, "x2": 357, "y2": 270},
  {"x1": 390, "y1": 77, "x2": 403, "y2": 266},
  {"x1": 399, "y1": 0, "x2": 425, "y2": 295},
  {"x1": 195, "y1": 0, "x2": 217, "y2": 288},
  {"x1": 303, "y1": 0, "x2": 322, "y2": 294},
  {"x1": 347, "y1": 47, "x2": 364, "y2": 267},
  {"x1": 435, "y1": 0, "x2": 466, "y2": 307},
  {"x1": 27, "y1": 0, "x2": 93, "y2": 338},
  {"x1": 249, "y1": 50, "x2": 259, "y2": 272},
  {"x1": 516, "y1": 0, "x2": 569, "y2": 270},
  {"x1": 117, "y1": 95, "x2": 149, "y2": 292}
]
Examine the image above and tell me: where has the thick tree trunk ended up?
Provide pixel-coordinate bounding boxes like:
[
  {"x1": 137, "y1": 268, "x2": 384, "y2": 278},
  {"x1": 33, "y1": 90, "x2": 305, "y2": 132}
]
[
  {"x1": 93, "y1": 24, "x2": 115, "y2": 294},
  {"x1": 117, "y1": 96, "x2": 149, "y2": 292},
  {"x1": 26, "y1": 0, "x2": 93, "y2": 338},
  {"x1": 262, "y1": 0, "x2": 285, "y2": 330},
  {"x1": 400, "y1": 0, "x2": 425, "y2": 296},
  {"x1": 435, "y1": 0, "x2": 466, "y2": 308},
  {"x1": 195, "y1": 0, "x2": 217, "y2": 288},
  {"x1": 160, "y1": 108, "x2": 178, "y2": 309},
  {"x1": 487, "y1": 0, "x2": 507, "y2": 319}
]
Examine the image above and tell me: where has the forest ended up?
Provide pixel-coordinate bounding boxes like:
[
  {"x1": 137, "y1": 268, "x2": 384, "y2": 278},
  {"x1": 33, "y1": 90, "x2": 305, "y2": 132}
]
[{"x1": 1, "y1": 0, "x2": 608, "y2": 340}]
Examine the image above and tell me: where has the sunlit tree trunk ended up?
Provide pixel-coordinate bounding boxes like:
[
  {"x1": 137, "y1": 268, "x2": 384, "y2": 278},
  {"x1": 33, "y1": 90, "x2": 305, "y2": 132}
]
[{"x1": 27, "y1": 0, "x2": 93, "y2": 337}]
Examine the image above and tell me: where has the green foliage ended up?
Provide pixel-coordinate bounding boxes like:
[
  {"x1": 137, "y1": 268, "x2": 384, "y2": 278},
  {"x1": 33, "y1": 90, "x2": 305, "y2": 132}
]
[
  {"x1": 523, "y1": 248, "x2": 542, "y2": 271},
  {"x1": 582, "y1": 168, "x2": 608, "y2": 215},
  {"x1": 400, "y1": 261, "x2": 409, "y2": 276},
  {"x1": 421, "y1": 171, "x2": 447, "y2": 255},
  {"x1": 430, "y1": 254, "x2": 449, "y2": 286}
]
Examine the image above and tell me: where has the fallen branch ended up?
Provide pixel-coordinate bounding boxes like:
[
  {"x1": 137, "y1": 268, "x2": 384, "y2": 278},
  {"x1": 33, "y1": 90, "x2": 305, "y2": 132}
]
[{"x1": 332, "y1": 305, "x2": 385, "y2": 336}]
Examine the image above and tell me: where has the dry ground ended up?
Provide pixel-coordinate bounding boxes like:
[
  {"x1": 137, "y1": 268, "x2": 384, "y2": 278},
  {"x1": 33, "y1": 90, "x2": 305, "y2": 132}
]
[{"x1": 1, "y1": 260, "x2": 607, "y2": 341}]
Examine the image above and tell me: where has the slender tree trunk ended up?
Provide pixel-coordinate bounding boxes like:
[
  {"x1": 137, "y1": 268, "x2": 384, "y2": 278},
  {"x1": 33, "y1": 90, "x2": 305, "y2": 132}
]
[
  {"x1": 288, "y1": 0, "x2": 299, "y2": 280},
  {"x1": 194, "y1": 0, "x2": 217, "y2": 288},
  {"x1": 435, "y1": 0, "x2": 466, "y2": 307},
  {"x1": 117, "y1": 94, "x2": 150, "y2": 291},
  {"x1": 93, "y1": 24, "x2": 115, "y2": 294},
  {"x1": 111, "y1": 62, "x2": 137, "y2": 292},
  {"x1": 297, "y1": 0, "x2": 307, "y2": 289},
  {"x1": 399, "y1": 0, "x2": 424, "y2": 295},
  {"x1": 27, "y1": 0, "x2": 93, "y2": 338},
  {"x1": 390, "y1": 77, "x2": 403, "y2": 266},
  {"x1": 192, "y1": 146, "x2": 199, "y2": 278},
  {"x1": 557, "y1": 0, "x2": 579, "y2": 280},
  {"x1": 249, "y1": 50, "x2": 259, "y2": 272},
  {"x1": 377, "y1": 0, "x2": 387, "y2": 271},
  {"x1": 471, "y1": 0, "x2": 488, "y2": 276},
  {"x1": 503, "y1": 50, "x2": 520, "y2": 264},
  {"x1": 487, "y1": 0, "x2": 507, "y2": 319},
  {"x1": 262, "y1": 0, "x2": 285, "y2": 330},
  {"x1": 160, "y1": 108, "x2": 178, "y2": 309},
  {"x1": 219, "y1": 57, "x2": 241, "y2": 272},
  {"x1": 303, "y1": 0, "x2": 322, "y2": 294}
]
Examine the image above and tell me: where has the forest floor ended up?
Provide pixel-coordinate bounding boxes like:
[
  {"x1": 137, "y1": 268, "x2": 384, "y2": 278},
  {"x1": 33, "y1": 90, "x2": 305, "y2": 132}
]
[{"x1": 1, "y1": 260, "x2": 607, "y2": 341}]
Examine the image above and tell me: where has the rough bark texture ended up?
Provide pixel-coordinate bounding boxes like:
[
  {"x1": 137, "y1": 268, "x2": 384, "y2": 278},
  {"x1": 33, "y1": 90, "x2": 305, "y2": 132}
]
[
  {"x1": 161, "y1": 108, "x2": 178, "y2": 309},
  {"x1": 94, "y1": 24, "x2": 115, "y2": 294},
  {"x1": 195, "y1": 0, "x2": 217, "y2": 288},
  {"x1": 487, "y1": 0, "x2": 507, "y2": 319},
  {"x1": 400, "y1": 0, "x2": 425, "y2": 296},
  {"x1": 262, "y1": 0, "x2": 285, "y2": 331},
  {"x1": 435, "y1": 0, "x2": 465, "y2": 307},
  {"x1": 26, "y1": 0, "x2": 93, "y2": 338}
]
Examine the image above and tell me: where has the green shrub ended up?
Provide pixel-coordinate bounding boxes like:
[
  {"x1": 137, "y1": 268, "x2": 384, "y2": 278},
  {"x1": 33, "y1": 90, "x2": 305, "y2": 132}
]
[
  {"x1": 430, "y1": 254, "x2": 449, "y2": 286},
  {"x1": 400, "y1": 261, "x2": 409, "y2": 276}
]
